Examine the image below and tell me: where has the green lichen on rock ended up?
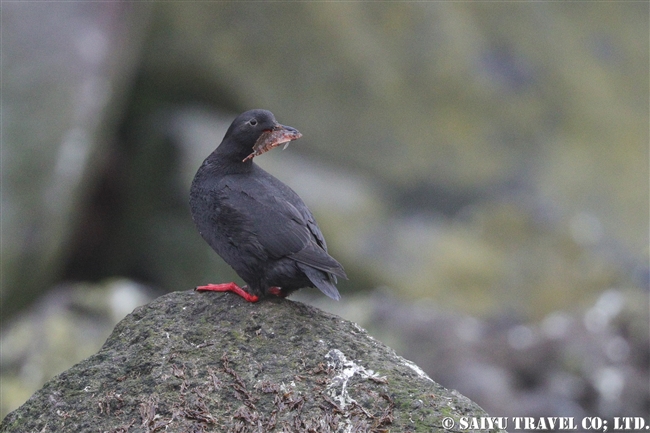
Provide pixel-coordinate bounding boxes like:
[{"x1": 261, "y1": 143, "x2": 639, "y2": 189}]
[{"x1": 0, "y1": 291, "x2": 504, "y2": 432}]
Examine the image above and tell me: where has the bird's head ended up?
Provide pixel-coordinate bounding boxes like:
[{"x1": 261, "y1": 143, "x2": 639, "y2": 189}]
[{"x1": 220, "y1": 109, "x2": 302, "y2": 163}]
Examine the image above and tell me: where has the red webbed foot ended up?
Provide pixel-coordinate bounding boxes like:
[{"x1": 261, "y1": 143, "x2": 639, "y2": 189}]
[{"x1": 195, "y1": 282, "x2": 259, "y2": 303}]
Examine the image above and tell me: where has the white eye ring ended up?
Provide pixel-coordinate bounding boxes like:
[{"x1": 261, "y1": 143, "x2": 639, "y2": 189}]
[{"x1": 249, "y1": 118, "x2": 258, "y2": 126}]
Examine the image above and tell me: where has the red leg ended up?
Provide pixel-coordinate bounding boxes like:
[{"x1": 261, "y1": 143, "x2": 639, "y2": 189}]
[
  {"x1": 195, "y1": 282, "x2": 259, "y2": 303},
  {"x1": 267, "y1": 286, "x2": 288, "y2": 298}
]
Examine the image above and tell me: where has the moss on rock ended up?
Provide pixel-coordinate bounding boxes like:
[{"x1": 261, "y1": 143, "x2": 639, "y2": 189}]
[{"x1": 1, "y1": 290, "x2": 504, "y2": 432}]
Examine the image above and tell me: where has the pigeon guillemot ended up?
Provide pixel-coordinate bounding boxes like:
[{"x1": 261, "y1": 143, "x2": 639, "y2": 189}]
[{"x1": 190, "y1": 109, "x2": 346, "y2": 302}]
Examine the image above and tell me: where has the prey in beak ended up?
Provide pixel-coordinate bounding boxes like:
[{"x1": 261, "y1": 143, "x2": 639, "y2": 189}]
[{"x1": 243, "y1": 124, "x2": 302, "y2": 162}]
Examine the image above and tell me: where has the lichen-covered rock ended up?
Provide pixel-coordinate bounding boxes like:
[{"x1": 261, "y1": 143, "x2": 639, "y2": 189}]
[
  {"x1": 0, "y1": 279, "x2": 154, "y2": 418},
  {"x1": 0, "y1": 291, "x2": 504, "y2": 433}
]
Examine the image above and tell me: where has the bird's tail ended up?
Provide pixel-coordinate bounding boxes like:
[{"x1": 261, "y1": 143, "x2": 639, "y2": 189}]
[{"x1": 297, "y1": 263, "x2": 341, "y2": 301}]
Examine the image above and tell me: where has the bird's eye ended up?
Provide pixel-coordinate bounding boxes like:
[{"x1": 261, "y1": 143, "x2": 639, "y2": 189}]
[{"x1": 249, "y1": 119, "x2": 258, "y2": 126}]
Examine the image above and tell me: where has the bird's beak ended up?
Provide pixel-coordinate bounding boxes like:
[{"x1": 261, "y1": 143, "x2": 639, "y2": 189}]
[{"x1": 243, "y1": 124, "x2": 302, "y2": 162}]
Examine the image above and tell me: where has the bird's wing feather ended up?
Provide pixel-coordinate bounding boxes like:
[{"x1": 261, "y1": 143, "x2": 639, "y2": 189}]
[
  {"x1": 290, "y1": 247, "x2": 347, "y2": 279},
  {"x1": 219, "y1": 177, "x2": 342, "y2": 277}
]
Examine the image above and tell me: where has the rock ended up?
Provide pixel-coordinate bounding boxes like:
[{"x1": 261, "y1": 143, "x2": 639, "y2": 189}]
[
  {"x1": 0, "y1": 291, "x2": 502, "y2": 433},
  {"x1": 0, "y1": 279, "x2": 154, "y2": 418}
]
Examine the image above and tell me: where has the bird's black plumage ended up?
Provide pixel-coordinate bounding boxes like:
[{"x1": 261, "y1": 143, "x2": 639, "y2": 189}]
[{"x1": 190, "y1": 109, "x2": 346, "y2": 301}]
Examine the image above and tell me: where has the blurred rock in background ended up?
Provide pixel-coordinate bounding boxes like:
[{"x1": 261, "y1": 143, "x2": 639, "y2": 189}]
[
  {"x1": 1, "y1": 1, "x2": 648, "y2": 423},
  {"x1": 2, "y1": 2, "x2": 150, "y2": 320}
]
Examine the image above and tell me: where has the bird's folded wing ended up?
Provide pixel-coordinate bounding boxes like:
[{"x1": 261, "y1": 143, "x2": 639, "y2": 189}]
[
  {"x1": 221, "y1": 183, "x2": 324, "y2": 258},
  {"x1": 290, "y1": 247, "x2": 347, "y2": 279}
]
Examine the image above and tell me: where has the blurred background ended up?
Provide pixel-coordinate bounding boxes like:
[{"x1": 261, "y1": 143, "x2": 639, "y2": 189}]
[{"x1": 1, "y1": 2, "x2": 648, "y2": 425}]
